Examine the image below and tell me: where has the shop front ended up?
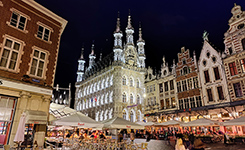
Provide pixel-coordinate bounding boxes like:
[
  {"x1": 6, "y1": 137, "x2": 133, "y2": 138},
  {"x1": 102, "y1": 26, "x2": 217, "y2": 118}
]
[
  {"x1": 0, "y1": 95, "x2": 17, "y2": 146},
  {"x1": 21, "y1": 110, "x2": 47, "y2": 148}
]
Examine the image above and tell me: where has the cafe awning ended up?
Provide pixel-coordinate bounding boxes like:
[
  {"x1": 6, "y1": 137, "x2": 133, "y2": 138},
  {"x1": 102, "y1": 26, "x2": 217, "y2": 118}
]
[
  {"x1": 102, "y1": 117, "x2": 144, "y2": 129},
  {"x1": 223, "y1": 116, "x2": 245, "y2": 126},
  {"x1": 25, "y1": 110, "x2": 47, "y2": 124},
  {"x1": 181, "y1": 118, "x2": 221, "y2": 127},
  {"x1": 155, "y1": 120, "x2": 181, "y2": 126}
]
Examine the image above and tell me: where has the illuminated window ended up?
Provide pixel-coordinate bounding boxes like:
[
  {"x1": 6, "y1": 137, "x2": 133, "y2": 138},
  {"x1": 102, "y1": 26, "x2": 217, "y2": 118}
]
[
  {"x1": 122, "y1": 93, "x2": 127, "y2": 102},
  {"x1": 0, "y1": 38, "x2": 23, "y2": 71},
  {"x1": 229, "y1": 62, "x2": 238, "y2": 76},
  {"x1": 241, "y1": 59, "x2": 245, "y2": 72}
]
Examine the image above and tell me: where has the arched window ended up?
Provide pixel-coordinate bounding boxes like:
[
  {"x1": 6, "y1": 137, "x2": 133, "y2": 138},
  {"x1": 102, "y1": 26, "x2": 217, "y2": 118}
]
[
  {"x1": 97, "y1": 81, "x2": 100, "y2": 91},
  {"x1": 84, "y1": 87, "x2": 86, "y2": 96},
  {"x1": 95, "y1": 112, "x2": 99, "y2": 121},
  {"x1": 242, "y1": 38, "x2": 245, "y2": 50},
  {"x1": 110, "y1": 75, "x2": 113, "y2": 86},
  {"x1": 87, "y1": 85, "x2": 90, "y2": 95},
  {"x1": 122, "y1": 76, "x2": 126, "y2": 85},
  {"x1": 137, "y1": 110, "x2": 141, "y2": 121},
  {"x1": 109, "y1": 92, "x2": 113, "y2": 102},
  {"x1": 122, "y1": 93, "x2": 127, "y2": 102},
  {"x1": 94, "y1": 83, "x2": 97, "y2": 92},
  {"x1": 130, "y1": 94, "x2": 134, "y2": 103},
  {"x1": 100, "y1": 111, "x2": 104, "y2": 121},
  {"x1": 106, "y1": 77, "x2": 109, "y2": 88},
  {"x1": 130, "y1": 78, "x2": 133, "y2": 87},
  {"x1": 104, "y1": 110, "x2": 108, "y2": 120},
  {"x1": 105, "y1": 93, "x2": 108, "y2": 103},
  {"x1": 130, "y1": 111, "x2": 134, "y2": 122},
  {"x1": 137, "y1": 79, "x2": 140, "y2": 88},
  {"x1": 109, "y1": 108, "x2": 113, "y2": 119},
  {"x1": 123, "y1": 111, "x2": 127, "y2": 120},
  {"x1": 102, "y1": 79, "x2": 105, "y2": 89},
  {"x1": 137, "y1": 95, "x2": 140, "y2": 104},
  {"x1": 90, "y1": 84, "x2": 93, "y2": 93},
  {"x1": 97, "y1": 96, "x2": 100, "y2": 106},
  {"x1": 101, "y1": 94, "x2": 104, "y2": 105}
]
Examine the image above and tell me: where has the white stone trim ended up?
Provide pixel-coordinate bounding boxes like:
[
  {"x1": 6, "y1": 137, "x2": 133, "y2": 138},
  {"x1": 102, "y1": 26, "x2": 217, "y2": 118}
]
[
  {"x1": 21, "y1": 0, "x2": 67, "y2": 34},
  {"x1": 0, "y1": 78, "x2": 52, "y2": 95}
]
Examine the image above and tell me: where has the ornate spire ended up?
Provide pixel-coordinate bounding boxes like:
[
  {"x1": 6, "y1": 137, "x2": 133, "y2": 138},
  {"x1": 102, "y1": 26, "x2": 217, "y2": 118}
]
[
  {"x1": 202, "y1": 30, "x2": 209, "y2": 41},
  {"x1": 91, "y1": 42, "x2": 95, "y2": 55},
  {"x1": 137, "y1": 22, "x2": 144, "y2": 42},
  {"x1": 126, "y1": 9, "x2": 133, "y2": 29},
  {"x1": 115, "y1": 11, "x2": 121, "y2": 33},
  {"x1": 80, "y1": 47, "x2": 84, "y2": 60}
]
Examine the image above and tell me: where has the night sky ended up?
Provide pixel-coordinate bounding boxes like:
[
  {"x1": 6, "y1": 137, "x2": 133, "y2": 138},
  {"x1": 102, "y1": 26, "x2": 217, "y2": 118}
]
[{"x1": 35, "y1": 0, "x2": 244, "y2": 107}]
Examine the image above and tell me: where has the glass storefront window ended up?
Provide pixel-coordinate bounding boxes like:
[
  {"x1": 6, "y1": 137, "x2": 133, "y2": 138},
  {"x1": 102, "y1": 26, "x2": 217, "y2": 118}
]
[{"x1": 0, "y1": 96, "x2": 16, "y2": 145}]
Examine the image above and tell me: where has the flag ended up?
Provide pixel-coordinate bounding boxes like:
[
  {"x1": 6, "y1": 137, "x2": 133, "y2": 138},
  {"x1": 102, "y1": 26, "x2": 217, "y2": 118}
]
[
  {"x1": 94, "y1": 96, "x2": 97, "y2": 102},
  {"x1": 91, "y1": 97, "x2": 93, "y2": 102}
]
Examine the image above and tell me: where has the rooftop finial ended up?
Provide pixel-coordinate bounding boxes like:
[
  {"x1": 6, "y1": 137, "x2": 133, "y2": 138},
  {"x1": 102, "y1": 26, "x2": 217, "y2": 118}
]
[{"x1": 234, "y1": 3, "x2": 237, "y2": 6}]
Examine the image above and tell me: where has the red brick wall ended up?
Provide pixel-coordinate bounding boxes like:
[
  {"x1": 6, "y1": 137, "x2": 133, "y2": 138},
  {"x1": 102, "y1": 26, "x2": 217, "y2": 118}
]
[{"x1": 0, "y1": 0, "x2": 63, "y2": 88}]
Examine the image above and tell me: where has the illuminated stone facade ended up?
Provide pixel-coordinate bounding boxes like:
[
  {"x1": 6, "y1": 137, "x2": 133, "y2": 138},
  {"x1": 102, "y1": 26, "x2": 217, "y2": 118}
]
[{"x1": 75, "y1": 14, "x2": 146, "y2": 122}]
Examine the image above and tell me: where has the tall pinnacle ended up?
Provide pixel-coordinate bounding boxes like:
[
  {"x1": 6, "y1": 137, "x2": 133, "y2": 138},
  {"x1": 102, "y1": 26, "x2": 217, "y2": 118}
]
[
  {"x1": 126, "y1": 9, "x2": 133, "y2": 29},
  {"x1": 115, "y1": 11, "x2": 121, "y2": 33},
  {"x1": 91, "y1": 43, "x2": 95, "y2": 55},
  {"x1": 80, "y1": 47, "x2": 84, "y2": 60}
]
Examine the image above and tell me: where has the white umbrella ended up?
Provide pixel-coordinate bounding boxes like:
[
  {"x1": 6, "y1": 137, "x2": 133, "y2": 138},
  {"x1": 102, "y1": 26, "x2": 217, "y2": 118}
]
[
  {"x1": 102, "y1": 117, "x2": 144, "y2": 129},
  {"x1": 136, "y1": 121, "x2": 147, "y2": 126},
  {"x1": 14, "y1": 112, "x2": 26, "y2": 143},
  {"x1": 145, "y1": 121, "x2": 155, "y2": 126},
  {"x1": 52, "y1": 112, "x2": 103, "y2": 128},
  {"x1": 155, "y1": 120, "x2": 181, "y2": 126},
  {"x1": 223, "y1": 116, "x2": 245, "y2": 126},
  {"x1": 181, "y1": 118, "x2": 221, "y2": 127}
]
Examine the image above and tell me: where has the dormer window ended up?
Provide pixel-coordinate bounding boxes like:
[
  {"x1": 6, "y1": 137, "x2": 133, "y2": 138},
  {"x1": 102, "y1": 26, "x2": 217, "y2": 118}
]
[
  {"x1": 183, "y1": 66, "x2": 188, "y2": 75},
  {"x1": 228, "y1": 47, "x2": 233, "y2": 55}
]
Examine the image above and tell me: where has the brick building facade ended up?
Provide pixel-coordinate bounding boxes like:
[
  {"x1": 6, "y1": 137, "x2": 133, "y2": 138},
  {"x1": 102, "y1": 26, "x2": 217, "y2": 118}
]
[{"x1": 0, "y1": 0, "x2": 67, "y2": 147}]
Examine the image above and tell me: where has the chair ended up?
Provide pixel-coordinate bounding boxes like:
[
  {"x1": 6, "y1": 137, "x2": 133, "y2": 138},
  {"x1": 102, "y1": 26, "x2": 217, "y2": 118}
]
[{"x1": 3, "y1": 145, "x2": 10, "y2": 150}]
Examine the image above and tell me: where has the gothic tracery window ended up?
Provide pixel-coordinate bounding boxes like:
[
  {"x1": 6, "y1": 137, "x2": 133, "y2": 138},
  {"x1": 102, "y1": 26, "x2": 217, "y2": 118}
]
[
  {"x1": 122, "y1": 76, "x2": 126, "y2": 85},
  {"x1": 130, "y1": 77, "x2": 133, "y2": 87},
  {"x1": 122, "y1": 93, "x2": 127, "y2": 102},
  {"x1": 130, "y1": 94, "x2": 134, "y2": 103}
]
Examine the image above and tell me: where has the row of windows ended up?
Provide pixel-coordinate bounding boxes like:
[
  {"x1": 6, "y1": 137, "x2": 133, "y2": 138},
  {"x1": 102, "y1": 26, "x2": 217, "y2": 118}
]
[
  {"x1": 79, "y1": 92, "x2": 113, "y2": 110},
  {"x1": 159, "y1": 80, "x2": 175, "y2": 93},
  {"x1": 122, "y1": 76, "x2": 140, "y2": 87},
  {"x1": 78, "y1": 76, "x2": 113, "y2": 97},
  {"x1": 206, "y1": 86, "x2": 224, "y2": 102},
  {"x1": 160, "y1": 97, "x2": 176, "y2": 109},
  {"x1": 177, "y1": 77, "x2": 199, "y2": 92},
  {"x1": 228, "y1": 59, "x2": 245, "y2": 76},
  {"x1": 122, "y1": 93, "x2": 141, "y2": 104},
  {"x1": 146, "y1": 84, "x2": 155, "y2": 93},
  {"x1": 95, "y1": 109, "x2": 113, "y2": 121},
  {"x1": 204, "y1": 67, "x2": 220, "y2": 83},
  {"x1": 147, "y1": 97, "x2": 156, "y2": 106},
  {"x1": 179, "y1": 96, "x2": 202, "y2": 110},
  {"x1": 9, "y1": 11, "x2": 52, "y2": 42},
  {"x1": 0, "y1": 37, "x2": 48, "y2": 78}
]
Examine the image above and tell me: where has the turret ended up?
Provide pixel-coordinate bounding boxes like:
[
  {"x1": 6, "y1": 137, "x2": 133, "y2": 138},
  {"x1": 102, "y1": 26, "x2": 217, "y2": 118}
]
[
  {"x1": 125, "y1": 11, "x2": 134, "y2": 45},
  {"x1": 77, "y1": 47, "x2": 86, "y2": 82},
  {"x1": 137, "y1": 23, "x2": 146, "y2": 68},
  {"x1": 113, "y1": 12, "x2": 123, "y2": 61},
  {"x1": 88, "y1": 44, "x2": 96, "y2": 69}
]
